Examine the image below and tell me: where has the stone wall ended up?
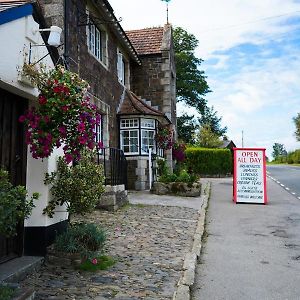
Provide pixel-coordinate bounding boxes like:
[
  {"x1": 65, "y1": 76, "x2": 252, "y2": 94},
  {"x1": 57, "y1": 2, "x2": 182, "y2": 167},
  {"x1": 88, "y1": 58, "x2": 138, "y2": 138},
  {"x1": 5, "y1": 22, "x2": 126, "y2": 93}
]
[{"x1": 38, "y1": 0, "x2": 129, "y2": 147}]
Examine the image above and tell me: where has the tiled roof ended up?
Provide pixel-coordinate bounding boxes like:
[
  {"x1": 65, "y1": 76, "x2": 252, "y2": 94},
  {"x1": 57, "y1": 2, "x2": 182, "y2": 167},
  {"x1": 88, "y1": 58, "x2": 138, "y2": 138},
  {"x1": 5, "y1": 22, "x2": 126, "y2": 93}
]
[
  {"x1": 118, "y1": 90, "x2": 165, "y2": 117},
  {"x1": 0, "y1": 0, "x2": 31, "y2": 12},
  {"x1": 126, "y1": 27, "x2": 164, "y2": 55}
]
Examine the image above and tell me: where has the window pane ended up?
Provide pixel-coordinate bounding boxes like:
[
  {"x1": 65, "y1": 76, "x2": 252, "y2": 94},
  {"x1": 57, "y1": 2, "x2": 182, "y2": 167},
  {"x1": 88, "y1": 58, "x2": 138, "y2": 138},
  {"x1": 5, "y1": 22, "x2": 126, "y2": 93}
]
[{"x1": 141, "y1": 118, "x2": 155, "y2": 128}]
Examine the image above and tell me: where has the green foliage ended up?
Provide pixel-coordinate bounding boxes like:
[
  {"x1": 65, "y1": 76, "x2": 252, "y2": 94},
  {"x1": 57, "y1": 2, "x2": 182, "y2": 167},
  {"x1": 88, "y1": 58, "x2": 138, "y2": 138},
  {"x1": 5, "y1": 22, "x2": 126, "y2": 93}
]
[
  {"x1": 177, "y1": 114, "x2": 197, "y2": 144},
  {"x1": 293, "y1": 113, "x2": 300, "y2": 141},
  {"x1": 54, "y1": 222, "x2": 106, "y2": 259},
  {"x1": 198, "y1": 106, "x2": 227, "y2": 136},
  {"x1": 195, "y1": 125, "x2": 223, "y2": 148},
  {"x1": 43, "y1": 150, "x2": 105, "y2": 217},
  {"x1": 0, "y1": 169, "x2": 39, "y2": 237},
  {"x1": 0, "y1": 285, "x2": 15, "y2": 300},
  {"x1": 158, "y1": 166, "x2": 198, "y2": 184},
  {"x1": 272, "y1": 143, "x2": 287, "y2": 161},
  {"x1": 78, "y1": 255, "x2": 116, "y2": 272},
  {"x1": 185, "y1": 147, "x2": 232, "y2": 175},
  {"x1": 287, "y1": 149, "x2": 300, "y2": 164},
  {"x1": 156, "y1": 158, "x2": 169, "y2": 176},
  {"x1": 173, "y1": 27, "x2": 210, "y2": 114}
]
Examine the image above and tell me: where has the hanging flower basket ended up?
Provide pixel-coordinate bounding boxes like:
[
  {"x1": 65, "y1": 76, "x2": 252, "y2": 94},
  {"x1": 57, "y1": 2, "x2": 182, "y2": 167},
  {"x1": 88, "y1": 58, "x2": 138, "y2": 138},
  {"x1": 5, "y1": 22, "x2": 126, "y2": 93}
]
[
  {"x1": 155, "y1": 124, "x2": 174, "y2": 150},
  {"x1": 19, "y1": 64, "x2": 102, "y2": 163}
]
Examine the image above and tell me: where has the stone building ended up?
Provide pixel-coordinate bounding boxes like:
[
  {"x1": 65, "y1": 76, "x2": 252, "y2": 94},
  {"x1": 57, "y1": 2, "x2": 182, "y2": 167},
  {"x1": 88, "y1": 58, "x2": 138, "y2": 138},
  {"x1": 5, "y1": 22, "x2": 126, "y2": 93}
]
[{"x1": 0, "y1": 0, "x2": 176, "y2": 258}]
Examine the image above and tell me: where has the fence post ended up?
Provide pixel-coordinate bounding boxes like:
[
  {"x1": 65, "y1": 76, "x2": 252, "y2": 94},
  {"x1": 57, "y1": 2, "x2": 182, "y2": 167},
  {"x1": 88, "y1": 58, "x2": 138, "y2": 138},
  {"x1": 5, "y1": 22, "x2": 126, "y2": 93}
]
[{"x1": 149, "y1": 148, "x2": 152, "y2": 190}]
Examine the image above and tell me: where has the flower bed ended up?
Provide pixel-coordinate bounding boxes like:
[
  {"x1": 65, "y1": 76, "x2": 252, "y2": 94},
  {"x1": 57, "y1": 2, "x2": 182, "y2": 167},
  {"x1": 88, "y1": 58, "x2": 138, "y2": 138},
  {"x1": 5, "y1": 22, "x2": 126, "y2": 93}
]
[{"x1": 151, "y1": 181, "x2": 201, "y2": 197}]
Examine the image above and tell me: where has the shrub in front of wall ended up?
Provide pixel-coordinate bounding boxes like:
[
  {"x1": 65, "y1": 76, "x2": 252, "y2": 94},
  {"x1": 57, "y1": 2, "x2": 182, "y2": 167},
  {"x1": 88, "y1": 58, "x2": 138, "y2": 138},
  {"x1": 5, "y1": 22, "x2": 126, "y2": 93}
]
[{"x1": 185, "y1": 147, "x2": 232, "y2": 175}]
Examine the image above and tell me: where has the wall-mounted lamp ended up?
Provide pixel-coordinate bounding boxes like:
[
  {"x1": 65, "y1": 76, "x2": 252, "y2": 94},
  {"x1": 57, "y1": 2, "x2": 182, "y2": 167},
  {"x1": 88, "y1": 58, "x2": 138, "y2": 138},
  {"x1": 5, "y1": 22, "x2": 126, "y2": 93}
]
[
  {"x1": 36, "y1": 26, "x2": 62, "y2": 47},
  {"x1": 28, "y1": 26, "x2": 62, "y2": 65}
]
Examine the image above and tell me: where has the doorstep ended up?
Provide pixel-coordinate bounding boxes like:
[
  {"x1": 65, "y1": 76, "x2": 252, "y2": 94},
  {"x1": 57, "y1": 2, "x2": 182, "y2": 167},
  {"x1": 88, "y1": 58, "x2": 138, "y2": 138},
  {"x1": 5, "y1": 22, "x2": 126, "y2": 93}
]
[{"x1": 0, "y1": 256, "x2": 44, "y2": 283}]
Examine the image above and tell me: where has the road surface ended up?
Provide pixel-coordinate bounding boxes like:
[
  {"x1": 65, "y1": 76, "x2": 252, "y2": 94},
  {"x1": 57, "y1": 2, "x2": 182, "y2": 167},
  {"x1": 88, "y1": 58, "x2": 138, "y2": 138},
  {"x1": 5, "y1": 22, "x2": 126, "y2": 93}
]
[
  {"x1": 192, "y1": 177, "x2": 300, "y2": 300},
  {"x1": 267, "y1": 164, "x2": 300, "y2": 200}
]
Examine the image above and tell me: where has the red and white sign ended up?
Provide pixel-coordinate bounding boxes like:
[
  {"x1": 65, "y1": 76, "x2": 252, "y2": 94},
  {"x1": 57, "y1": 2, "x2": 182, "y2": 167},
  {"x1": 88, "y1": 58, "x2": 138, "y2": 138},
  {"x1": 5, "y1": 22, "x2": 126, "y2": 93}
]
[{"x1": 233, "y1": 148, "x2": 267, "y2": 204}]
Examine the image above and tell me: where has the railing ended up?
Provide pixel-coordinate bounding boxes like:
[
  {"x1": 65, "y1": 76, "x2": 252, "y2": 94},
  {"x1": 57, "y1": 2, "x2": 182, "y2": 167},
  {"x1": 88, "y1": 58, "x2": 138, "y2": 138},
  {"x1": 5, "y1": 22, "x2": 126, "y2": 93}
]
[{"x1": 97, "y1": 148, "x2": 128, "y2": 189}]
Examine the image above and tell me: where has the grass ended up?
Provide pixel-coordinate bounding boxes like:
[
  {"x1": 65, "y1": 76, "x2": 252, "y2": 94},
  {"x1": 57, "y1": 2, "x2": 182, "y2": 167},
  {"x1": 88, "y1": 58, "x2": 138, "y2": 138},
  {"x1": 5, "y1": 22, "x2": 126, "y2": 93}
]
[
  {"x1": 0, "y1": 285, "x2": 15, "y2": 300},
  {"x1": 78, "y1": 255, "x2": 116, "y2": 272}
]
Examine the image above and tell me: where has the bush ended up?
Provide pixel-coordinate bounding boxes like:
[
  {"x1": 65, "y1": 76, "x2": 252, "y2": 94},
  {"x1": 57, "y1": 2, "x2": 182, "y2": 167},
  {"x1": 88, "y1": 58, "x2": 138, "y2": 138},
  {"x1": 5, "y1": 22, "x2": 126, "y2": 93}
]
[
  {"x1": 0, "y1": 285, "x2": 15, "y2": 300},
  {"x1": 185, "y1": 147, "x2": 232, "y2": 175},
  {"x1": 0, "y1": 169, "x2": 39, "y2": 237},
  {"x1": 54, "y1": 222, "x2": 106, "y2": 259},
  {"x1": 44, "y1": 150, "x2": 105, "y2": 217}
]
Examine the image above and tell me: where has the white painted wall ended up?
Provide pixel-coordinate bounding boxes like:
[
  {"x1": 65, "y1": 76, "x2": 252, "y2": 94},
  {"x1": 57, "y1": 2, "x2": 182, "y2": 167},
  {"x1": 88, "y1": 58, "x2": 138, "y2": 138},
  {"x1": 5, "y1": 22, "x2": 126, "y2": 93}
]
[{"x1": 0, "y1": 12, "x2": 68, "y2": 227}]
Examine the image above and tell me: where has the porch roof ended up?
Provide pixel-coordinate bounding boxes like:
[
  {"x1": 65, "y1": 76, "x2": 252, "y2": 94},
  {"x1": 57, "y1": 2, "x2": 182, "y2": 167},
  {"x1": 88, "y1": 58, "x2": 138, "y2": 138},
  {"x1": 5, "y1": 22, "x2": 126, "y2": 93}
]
[{"x1": 118, "y1": 90, "x2": 171, "y2": 123}]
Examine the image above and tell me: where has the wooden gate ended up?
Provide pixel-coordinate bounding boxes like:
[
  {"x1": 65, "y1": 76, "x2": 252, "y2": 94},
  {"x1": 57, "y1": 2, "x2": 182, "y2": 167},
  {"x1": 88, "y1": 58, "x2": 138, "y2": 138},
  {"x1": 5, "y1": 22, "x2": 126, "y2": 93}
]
[{"x1": 0, "y1": 87, "x2": 28, "y2": 263}]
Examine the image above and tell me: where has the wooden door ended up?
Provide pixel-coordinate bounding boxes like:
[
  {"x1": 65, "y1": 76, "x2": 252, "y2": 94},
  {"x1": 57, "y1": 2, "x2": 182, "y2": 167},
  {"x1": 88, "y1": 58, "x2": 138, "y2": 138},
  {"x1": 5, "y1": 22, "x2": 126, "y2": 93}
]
[{"x1": 0, "y1": 87, "x2": 28, "y2": 263}]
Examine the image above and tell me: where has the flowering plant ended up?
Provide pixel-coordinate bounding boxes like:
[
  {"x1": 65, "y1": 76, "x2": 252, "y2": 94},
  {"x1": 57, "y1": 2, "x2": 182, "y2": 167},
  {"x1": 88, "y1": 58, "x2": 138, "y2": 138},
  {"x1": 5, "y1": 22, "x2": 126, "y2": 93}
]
[
  {"x1": 155, "y1": 124, "x2": 174, "y2": 150},
  {"x1": 172, "y1": 142, "x2": 186, "y2": 162},
  {"x1": 19, "y1": 64, "x2": 102, "y2": 163}
]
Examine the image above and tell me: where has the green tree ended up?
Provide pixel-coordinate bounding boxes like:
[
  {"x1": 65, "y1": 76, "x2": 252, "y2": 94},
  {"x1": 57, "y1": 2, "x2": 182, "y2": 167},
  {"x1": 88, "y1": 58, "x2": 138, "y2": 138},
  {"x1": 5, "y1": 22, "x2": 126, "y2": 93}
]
[
  {"x1": 293, "y1": 113, "x2": 300, "y2": 141},
  {"x1": 198, "y1": 105, "x2": 227, "y2": 136},
  {"x1": 195, "y1": 124, "x2": 223, "y2": 148},
  {"x1": 177, "y1": 113, "x2": 198, "y2": 144},
  {"x1": 272, "y1": 143, "x2": 287, "y2": 161},
  {"x1": 173, "y1": 27, "x2": 210, "y2": 114}
]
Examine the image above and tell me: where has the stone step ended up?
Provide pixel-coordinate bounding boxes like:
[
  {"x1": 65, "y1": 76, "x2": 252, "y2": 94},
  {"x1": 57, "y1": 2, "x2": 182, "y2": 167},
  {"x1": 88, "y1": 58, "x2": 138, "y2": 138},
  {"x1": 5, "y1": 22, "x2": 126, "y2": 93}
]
[{"x1": 0, "y1": 256, "x2": 44, "y2": 283}]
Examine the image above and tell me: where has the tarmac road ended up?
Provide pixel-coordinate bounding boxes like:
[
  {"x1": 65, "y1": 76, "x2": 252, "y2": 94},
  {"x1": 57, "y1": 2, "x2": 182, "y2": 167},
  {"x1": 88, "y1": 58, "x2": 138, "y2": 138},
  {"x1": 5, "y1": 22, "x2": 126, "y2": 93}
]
[
  {"x1": 192, "y1": 177, "x2": 300, "y2": 300},
  {"x1": 267, "y1": 164, "x2": 300, "y2": 201}
]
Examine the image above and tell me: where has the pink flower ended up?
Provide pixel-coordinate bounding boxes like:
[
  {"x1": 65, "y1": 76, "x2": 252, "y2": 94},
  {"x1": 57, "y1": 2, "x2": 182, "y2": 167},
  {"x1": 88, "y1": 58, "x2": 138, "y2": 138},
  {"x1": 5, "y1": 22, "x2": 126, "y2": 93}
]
[
  {"x1": 38, "y1": 95, "x2": 47, "y2": 105},
  {"x1": 64, "y1": 153, "x2": 73, "y2": 164},
  {"x1": 78, "y1": 136, "x2": 87, "y2": 145},
  {"x1": 77, "y1": 123, "x2": 85, "y2": 133},
  {"x1": 61, "y1": 105, "x2": 69, "y2": 112},
  {"x1": 87, "y1": 141, "x2": 95, "y2": 149},
  {"x1": 91, "y1": 258, "x2": 98, "y2": 265},
  {"x1": 19, "y1": 115, "x2": 26, "y2": 123},
  {"x1": 59, "y1": 126, "x2": 66, "y2": 136},
  {"x1": 97, "y1": 141, "x2": 103, "y2": 149}
]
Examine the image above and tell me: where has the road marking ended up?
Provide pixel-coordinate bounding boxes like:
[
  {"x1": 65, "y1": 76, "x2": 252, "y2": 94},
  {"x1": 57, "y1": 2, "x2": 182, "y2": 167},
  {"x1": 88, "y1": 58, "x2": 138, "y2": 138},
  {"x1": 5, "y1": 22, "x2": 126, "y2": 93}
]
[
  {"x1": 298, "y1": 197, "x2": 300, "y2": 200},
  {"x1": 276, "y1": 181, "x2": 280, "y2": 184},
  {"x1": 285, "y1": 187, "x2": 290, "y2": 190},
  {"x1": 280, "y1": 184, "x2": 285, "y2": 187},
  {"x1": 292, "y1": 192, "x2": 296, "y2": 195}
]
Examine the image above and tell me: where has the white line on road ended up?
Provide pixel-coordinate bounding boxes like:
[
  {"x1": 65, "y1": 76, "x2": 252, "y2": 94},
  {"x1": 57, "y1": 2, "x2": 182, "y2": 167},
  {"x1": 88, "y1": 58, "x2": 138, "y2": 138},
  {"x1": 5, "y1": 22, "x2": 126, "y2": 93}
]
[
  {"x1": 298, "y1": 197, "x2": 300, "y2": 200},
  {"x1": 280, "y1": 184, "x2": 285, "y2": 187},
  {"x1": 276, "y1": 181, "x2": 280, "y2": 184},
  {"x1": 292, "y1": 192, "x2": 296, "y2": 195}
]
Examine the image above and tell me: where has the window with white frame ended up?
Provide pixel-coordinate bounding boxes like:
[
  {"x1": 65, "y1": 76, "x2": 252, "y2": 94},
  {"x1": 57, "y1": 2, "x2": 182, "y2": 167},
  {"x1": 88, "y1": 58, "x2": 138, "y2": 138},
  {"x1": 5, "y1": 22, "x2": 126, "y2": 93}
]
[
  {"x1": 120, "y1": 130, "x2": 139, "y2": 154},
  {"x1": 120, "y1": 118, "x2": 160, "y2": 155},
  {"x1": 117, "y1": 50, "x2": 128, "y2": 85},
  {"x1": 95, "y1": 116, "x2": 103, "y2": 154},
  {"x1": 87, "y1": 11, "x2": 107, "y2": 65}
]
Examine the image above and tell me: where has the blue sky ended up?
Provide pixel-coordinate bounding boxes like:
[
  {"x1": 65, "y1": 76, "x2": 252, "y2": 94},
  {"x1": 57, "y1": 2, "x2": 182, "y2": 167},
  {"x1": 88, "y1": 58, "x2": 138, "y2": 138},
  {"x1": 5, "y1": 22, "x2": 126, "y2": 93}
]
[{"x1": 109, "y1": 0, "x2": 300, "y2": 158}]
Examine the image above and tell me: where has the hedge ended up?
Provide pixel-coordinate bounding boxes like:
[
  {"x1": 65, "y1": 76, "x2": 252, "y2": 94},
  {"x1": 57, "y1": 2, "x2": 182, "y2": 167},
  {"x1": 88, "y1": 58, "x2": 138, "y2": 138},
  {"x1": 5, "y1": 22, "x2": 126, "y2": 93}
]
[{"x1": 185, "y1": 147, "x2": 233, "y2": 175}]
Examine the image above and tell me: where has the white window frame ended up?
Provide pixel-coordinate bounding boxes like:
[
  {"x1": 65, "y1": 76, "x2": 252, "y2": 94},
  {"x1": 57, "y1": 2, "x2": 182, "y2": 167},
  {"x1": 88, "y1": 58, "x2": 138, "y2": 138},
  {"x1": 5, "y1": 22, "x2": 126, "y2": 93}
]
[
  {"x1": 141, "y1": 129, "x2": 156, "y2": 154},
  {"x1": 120, "y1": 118, "x2": 139, "y2": 129},
  {"x1": 86, "y1": 10, "x2": 107, "y2": 65},
  {"x1": 95, "y1": 116, "x2": 103, "y2": 154},
  {"x1": 120, "y1": 129, "x2": 139, "y2": 155}
]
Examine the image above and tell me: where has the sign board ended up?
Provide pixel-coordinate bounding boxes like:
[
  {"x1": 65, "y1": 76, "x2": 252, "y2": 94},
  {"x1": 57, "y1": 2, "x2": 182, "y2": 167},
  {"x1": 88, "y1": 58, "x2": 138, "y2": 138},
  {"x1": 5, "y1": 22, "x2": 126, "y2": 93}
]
[{"x1": 233, "y1": 148, "x2": 267, "y2": 204}]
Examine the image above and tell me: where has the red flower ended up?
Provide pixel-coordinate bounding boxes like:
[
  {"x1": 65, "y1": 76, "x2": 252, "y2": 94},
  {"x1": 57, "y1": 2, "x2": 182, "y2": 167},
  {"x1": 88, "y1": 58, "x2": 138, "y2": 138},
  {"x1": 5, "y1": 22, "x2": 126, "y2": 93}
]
[{"x1": 38, "y1": 95, "x2": 47, "y2": 105}]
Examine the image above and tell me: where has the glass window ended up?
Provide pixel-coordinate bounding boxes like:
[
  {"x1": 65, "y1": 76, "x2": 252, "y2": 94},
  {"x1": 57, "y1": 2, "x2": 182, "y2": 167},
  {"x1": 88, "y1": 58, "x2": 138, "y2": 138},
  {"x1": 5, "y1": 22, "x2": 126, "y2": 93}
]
[
  {"x1": 87, "y1": 12, "x2": 107, "y2": 65},
  {"x1": 120, "y1": 119, "x2": 138, "y2": 129},
  {"x1": 120, "y1": 130, "x2": 139, "y2": 154},
  {"x1": 141, "y1": 118, "x2": 155, "y2": 129},
  {"x1": 141, "y1": 129, "x2": 156, "y2": 154}
]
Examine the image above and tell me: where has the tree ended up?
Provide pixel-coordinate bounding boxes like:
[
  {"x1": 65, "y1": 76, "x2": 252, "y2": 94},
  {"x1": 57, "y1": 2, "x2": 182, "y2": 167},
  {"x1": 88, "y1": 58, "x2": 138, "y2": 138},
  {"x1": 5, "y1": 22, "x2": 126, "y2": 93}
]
[
  {"x1": 272, "y1": 143, "x2": 287, "y2": 161},
  {"x1": 198, "y1": 105, "x2": 227, "y2": 136},
  {"x1": 173, "y1": 27, "x2": 210, "y2": 114},
  {"x1": 177, "y1": 113, "x2": 198, "y2": 144},
  {"x1": 195, "y1": 125, "x2": 223, "y2": 148},
  {"x1": 293, "y1": 113, "x2": 300, "y2": 141}
]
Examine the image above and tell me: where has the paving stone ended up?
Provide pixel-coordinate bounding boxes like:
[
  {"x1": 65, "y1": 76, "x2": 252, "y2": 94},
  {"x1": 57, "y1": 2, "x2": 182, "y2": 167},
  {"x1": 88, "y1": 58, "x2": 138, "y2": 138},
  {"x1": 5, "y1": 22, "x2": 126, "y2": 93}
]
[{"x1": 19, "y1": 205, "x2": 198, "y2": 299}]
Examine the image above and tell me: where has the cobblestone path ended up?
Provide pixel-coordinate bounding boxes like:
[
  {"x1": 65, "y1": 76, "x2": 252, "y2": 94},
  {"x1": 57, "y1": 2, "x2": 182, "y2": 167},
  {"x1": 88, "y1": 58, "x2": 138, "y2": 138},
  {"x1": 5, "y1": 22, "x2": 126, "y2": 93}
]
[{"x1": 20, "y1": 205, "x2": 199, "y2": 299}]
